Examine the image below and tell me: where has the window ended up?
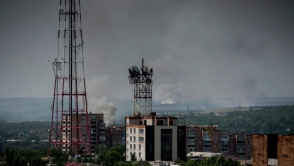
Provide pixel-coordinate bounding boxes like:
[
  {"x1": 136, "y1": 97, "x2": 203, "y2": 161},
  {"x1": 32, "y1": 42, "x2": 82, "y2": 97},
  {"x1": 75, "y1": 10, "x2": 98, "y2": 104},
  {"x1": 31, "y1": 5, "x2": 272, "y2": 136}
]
[
  {"x1": 139, "y1": 152, "x2": 141, "y2": 157},
  {"x1": 139, "y1": 137, "x2": 144, "y2": 142},
  {"x1": 139, "y1": 144, "x2": 141, "y2": 150},
  {"x1": 134, "y1": 128, "x2": 136, "y2": 133},
  {"x1": 130, "y1": 144, "x2": 132, "y2": 149},
  {"x1": 130, "y1": 137, "x2": 132, "y2": 142},
  {"x1": 157, "y1": 120, "x2": 164, "y2": 125},
  {"x1": 139, "y1": 129, "x2": 144, "y2": 134},
  {"x1": 130, "y1": 128, "x2": 132, "y2": 133},
  {"x1": 134, "y1": 136, "x2": 136, "y2": 142}
]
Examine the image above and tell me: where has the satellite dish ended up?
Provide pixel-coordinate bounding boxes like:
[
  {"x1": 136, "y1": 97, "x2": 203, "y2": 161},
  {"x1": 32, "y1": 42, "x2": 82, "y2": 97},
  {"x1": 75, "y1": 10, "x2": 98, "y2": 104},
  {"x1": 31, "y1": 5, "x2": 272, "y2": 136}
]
[
  {"x1": 132, "y1": 66, "x2": 140, "y2": 75},
  {"x1": 129, "y1": 68, "x2": 135, "y2": 77},
  {"x1": 146, "y1": 78, "x2": 151, "y2": 84}
]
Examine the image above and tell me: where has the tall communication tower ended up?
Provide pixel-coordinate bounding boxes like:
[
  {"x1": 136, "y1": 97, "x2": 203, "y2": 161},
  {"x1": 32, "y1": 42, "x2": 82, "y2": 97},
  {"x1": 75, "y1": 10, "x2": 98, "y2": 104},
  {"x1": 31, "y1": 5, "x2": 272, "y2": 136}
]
[
  {"x1": 128, "y1": 59, "x2": 153, "y2": 116},
  {"x1": 48, "y1": 0, "x2": 91, "y2": 154}
]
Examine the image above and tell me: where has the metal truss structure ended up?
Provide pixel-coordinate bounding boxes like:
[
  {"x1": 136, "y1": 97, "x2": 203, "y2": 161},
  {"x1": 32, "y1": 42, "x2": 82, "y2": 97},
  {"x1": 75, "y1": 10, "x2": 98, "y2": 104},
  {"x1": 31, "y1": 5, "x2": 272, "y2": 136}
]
[
  {"x1": 128, "y1": 59, "x2": 153, "y2": 116},
  {"x1": 48, "y1": 0, "x2": 91, "y2": 154}
]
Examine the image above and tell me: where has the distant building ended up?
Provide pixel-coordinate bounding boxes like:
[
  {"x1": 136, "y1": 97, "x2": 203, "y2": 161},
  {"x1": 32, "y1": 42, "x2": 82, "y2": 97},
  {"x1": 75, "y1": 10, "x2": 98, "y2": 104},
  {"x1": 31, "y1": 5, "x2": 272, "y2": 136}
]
[
  {"x1": 186, "y1": 125, "x2": 227, "y2": 154},
  {"x1": 105, "y1": 126, "x2": 126, "y2": 147},
  {"x1": 62, "y1": 113, "x2": 104, "y2": 153},
  {"x1": 214, "y1": 112, "x2": 228, "y2": 117},
  {"x1": 125, "y1": 112, "x2": 186, "y2": 162},
  {"x1": 30, "y1": 130, "x2": 36, "y2": 134},
  {"x1": 186, "y1": 125, "x2": 252, "y2": 159},
  {"x1": 229, "y1": 133, "x2": 252, "y2": 159}
]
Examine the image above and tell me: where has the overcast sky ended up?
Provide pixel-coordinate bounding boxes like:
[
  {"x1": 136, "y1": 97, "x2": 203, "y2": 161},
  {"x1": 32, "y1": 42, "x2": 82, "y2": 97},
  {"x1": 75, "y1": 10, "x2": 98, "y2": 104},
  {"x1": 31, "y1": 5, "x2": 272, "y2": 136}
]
[{"x1": 0, "y1": 0, "x2": 293, "y2": 105}]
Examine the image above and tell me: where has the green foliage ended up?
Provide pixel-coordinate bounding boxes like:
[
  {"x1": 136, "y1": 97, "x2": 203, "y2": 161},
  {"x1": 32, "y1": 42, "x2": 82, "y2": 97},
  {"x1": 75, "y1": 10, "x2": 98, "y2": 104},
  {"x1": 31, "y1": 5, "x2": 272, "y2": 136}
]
[
  {"x1": 83, "y1": 157, "x2": 88, "y2": 163},
  {"x1": 49, "y1": 148, "x2": 68, "y2": 165},
  {"x1": 174, "y1": 158, "x2": 182, "y2": 164},
  {"x1": 114, "y1": 161, "x2": 139, "y2": 166},
  {"x1": 95, "y1": 146, "x2": 125, "y2": 166},
  {"x1": 0, "y1": 121, "x2": 50, "y2": 151},
  {"x1": 4, "y1": 146, "x2": 47, "y2": 166},
  {"x1": 181, "y1": 156, "x2": 241, "y2": 166},
  {"x1": 174, "y1": 156, "x2": 242, "y2": 166},
  {"x1": 184, "y1": 105, "x2": 294, "y2": 134},
  {"x1": 130, "y1": 153, "x2": 136, "y2": 161},
  {"x1": 185, "y1": 159, "x2": 196, "y2": 166}
]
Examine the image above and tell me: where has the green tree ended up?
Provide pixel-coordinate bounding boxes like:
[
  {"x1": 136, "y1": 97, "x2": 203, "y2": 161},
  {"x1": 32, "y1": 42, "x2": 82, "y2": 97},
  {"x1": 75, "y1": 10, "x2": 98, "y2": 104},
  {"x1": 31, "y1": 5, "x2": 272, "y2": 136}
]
[
  {"x1": 49, "y1": 148, "x2": 68, "y2": 165},
  {"x1": 174, "y1": 158, "x2": 182, "y2": 164},
  {"x1": 185, "y1": 159, "x2": 196, "y2": 166},
  {"x1": 130, "y1": 153, "x2": 136, "y2": 162}
]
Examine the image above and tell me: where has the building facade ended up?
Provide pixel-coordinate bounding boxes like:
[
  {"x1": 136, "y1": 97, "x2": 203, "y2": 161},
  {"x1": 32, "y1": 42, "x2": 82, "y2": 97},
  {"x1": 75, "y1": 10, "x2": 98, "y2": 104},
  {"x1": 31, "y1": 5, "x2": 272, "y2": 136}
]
[
  {"x1": 186, "y1": 126, "x2": 228, "y2": 154},
  {"x1": 125, "y1": 113, "x2": 186, "y2": 162},
  {"x1": 252, "y1": 134, "x2": 294, "y2": 166},
  {"x1": 229, "y1": 133, "x2": 252, "y2": 159},
  {"x1": 277, "y1": 135, "x2": 294, "y2": 166},
  {"x1": 105, "y1": 126, "x2": 126, "y2": 147},
  {"x1": 186, "y1": 125, "x2": 252, "y2": 159},
  {"x1": 62, "y1": 113, "x2": 104, "y2": 153}
]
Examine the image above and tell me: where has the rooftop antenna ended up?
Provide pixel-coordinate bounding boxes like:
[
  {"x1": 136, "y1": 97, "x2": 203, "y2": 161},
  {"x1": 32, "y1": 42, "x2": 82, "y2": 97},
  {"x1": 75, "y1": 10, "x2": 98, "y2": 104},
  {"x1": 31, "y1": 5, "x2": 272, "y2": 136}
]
[{"x1": 128, "y1": 58, "x2": 153, "y2": 116}]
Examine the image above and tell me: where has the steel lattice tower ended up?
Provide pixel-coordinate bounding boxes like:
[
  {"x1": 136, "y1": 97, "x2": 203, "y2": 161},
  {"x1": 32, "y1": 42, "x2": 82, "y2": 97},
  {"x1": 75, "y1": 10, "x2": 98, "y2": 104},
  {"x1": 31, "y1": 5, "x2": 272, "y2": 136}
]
[
  {"x1": 128, "y1": 59, "x2": 153, "y2": 116},
  {"x1": 48, "y1": 0, "x2": 91, "y2": 154}
]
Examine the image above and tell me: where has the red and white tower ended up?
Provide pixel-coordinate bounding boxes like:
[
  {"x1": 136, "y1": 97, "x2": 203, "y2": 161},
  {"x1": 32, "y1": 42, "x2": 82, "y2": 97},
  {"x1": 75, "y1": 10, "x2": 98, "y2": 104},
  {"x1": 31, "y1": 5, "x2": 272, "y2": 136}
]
[{"x1": 48, "y1": 0, "x2": 91, "y2": 154}]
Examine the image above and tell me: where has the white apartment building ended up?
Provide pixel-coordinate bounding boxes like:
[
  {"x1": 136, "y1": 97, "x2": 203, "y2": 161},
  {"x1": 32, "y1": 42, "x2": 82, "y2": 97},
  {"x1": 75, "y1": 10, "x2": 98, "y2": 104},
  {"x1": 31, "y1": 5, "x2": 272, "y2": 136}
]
[{"x1": 125, "y1": 112, "x2": 186, "y2": 162}]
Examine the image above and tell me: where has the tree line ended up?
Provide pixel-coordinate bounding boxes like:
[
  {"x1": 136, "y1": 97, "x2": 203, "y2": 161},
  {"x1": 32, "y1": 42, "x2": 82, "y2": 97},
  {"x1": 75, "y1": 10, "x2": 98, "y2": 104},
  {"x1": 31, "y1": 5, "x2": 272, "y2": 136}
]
[{"x1": 184, "y1": 105, "x2": 294, "y2": 134}]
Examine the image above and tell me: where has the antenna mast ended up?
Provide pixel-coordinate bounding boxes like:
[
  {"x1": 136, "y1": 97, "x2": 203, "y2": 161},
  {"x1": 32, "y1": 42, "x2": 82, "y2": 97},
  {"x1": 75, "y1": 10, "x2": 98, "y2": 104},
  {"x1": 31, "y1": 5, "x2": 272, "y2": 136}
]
[
  {"x1": 128, "y1": 58, "x2": 153, "y2": 116},
  {"x1": 48, "y1": 0, "x2": 91, "y2": 154}
]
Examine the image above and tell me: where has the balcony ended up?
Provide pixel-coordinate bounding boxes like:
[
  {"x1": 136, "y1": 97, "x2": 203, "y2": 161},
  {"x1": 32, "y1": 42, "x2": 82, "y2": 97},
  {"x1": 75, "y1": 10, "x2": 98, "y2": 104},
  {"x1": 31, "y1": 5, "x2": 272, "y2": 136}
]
[{"x1": 204, "y1": 138, "x2": 211, "y2": 141}]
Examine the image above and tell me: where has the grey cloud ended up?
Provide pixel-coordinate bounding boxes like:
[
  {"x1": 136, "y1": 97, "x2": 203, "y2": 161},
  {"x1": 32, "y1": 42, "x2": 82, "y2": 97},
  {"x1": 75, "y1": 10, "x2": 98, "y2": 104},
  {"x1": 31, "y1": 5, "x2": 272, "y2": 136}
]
[{"x1": 0, "y1": 0, "x2": 293, "y2": 102}]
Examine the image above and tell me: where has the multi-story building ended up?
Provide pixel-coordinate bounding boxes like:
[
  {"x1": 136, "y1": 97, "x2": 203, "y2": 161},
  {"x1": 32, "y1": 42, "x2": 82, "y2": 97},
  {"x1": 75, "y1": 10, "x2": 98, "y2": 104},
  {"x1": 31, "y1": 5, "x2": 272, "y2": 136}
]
[
  {"x1": 222, "y1": 130, "x2": 229, "y2": 154},
  {"x1": 186, "y1": 125, "x2": 227, "y2": 154},
  {"x1": 125, "y1": 112, "x2": 186, "y2": 162},
  {"x1": 62, "y1": 113, "x2": 104, "y2": 153},
  {"x1": 252, "y1": 134, "x2": 294, "y2": 166},
  {"x1": 229, "y1": 133, "x2": 252, "y2": 159},
  {"x1": 105, "y1": 126, "x2": 126, "y2": 147},
  {"x1": 277, "y1": 135, "x2": 294, "y2": 166},
  {"x1": 97, "y1": 119, "x2": 106, "y2": 147},
  {"x1": 185, "y1": 126, "x2": 251, "y2": 159}
]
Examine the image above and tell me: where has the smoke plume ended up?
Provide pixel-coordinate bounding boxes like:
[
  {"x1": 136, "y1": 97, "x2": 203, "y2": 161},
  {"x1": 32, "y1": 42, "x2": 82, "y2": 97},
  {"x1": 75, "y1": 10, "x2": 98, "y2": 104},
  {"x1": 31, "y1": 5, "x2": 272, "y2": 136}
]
[
  {"x1": 154, "y1": 84, "x2": 182, "y2": 104},
  {"x1": 87, "y1": 76, "x2": 117, "y2": 126}
]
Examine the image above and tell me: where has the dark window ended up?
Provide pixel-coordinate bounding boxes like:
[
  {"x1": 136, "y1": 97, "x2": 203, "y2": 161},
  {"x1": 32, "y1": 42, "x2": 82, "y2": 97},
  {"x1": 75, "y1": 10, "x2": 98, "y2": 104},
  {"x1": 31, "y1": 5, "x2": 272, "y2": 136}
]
[
  {"x1": 157, "y1": 120, "x2": 164, "y2": 125},
  {"x1": 161, "y1": 129, "x2": 172, "y2": 161}
]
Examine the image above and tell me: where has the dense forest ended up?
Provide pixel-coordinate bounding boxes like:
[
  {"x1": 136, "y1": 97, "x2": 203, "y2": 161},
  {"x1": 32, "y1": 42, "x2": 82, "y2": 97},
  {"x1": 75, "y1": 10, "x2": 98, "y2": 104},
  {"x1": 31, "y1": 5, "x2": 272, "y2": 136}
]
[
  {"x1": 184, "y1": 105, "x2": 294, "y2": 134},
  {"x1": 0, "y1": 121, "x2": 50, "y2": 152}
]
